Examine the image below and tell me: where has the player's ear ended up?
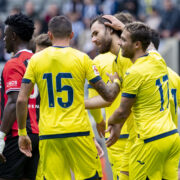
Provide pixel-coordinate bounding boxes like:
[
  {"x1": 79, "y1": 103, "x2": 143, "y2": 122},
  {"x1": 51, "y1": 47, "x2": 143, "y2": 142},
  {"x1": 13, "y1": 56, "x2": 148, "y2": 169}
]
[
  {"x1": 48, "y1": 31, "x2": 53, "y2": 41},
  {"x1": 12, "y1": 31, "x2": 17, "y2": 41},
  {"x1": 135, "y1": 41, "x2": 141, "y2": 50},
  {"x1": 70, "y1": 32, "x2": 74, "y2": 40}
]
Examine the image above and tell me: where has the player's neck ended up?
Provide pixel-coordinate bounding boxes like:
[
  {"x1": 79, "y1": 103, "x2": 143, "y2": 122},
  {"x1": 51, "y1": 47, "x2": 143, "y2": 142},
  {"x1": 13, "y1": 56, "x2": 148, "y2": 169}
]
[
  {"x1": 52, "y1": 39, "x2": 70, "y2": 47},
  {"x1": 110, "y1": 39, "x2": 120, "y2": 56},
  {"x1": 14, "y1": 42, "x2": 29, "y2": 54},
  {"x1": 132, "y1": 50, "x2": 147, "y2": 63}
]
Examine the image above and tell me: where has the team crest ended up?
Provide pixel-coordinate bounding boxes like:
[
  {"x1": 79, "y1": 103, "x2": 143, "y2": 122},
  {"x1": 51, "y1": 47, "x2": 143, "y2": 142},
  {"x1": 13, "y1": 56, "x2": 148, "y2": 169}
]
[{"x1": 92, "y1": 65, "x2": 99, "y2": 75}]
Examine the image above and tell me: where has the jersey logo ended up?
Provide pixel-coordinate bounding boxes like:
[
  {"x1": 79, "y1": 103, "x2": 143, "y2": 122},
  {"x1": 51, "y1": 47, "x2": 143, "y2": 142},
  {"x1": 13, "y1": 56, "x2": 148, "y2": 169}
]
[
  {"x1": 137, "y1": 160, "x2": 145, "y2": 165},
  {"x1": 92, "y1": 65, "x2": 99, "y2": 75},
  {"x1": 6, "y1": 81, "x2": 18, "y2": 87},
  {"x1": 125, "y1": 72, "x2": 130, "y2": 75}
]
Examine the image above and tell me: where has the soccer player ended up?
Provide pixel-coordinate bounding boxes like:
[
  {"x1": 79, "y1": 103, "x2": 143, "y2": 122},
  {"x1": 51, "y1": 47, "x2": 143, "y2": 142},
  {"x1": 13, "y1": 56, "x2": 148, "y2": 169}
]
[
  {"x1": 88, "y1": 13, "x2": 134, "y2": 179},
  {"x1": 16, "y1": 16, "x2": 120, "y2": 180},
  {"x1": 102, "y1": 17, "x2": 180, "y2": 179},
  {"x1": 107, "y1": 22, "x2": 180, "y2": 179},
  {"x1": 0, "y1": 13, "x2": 39, "y2": 180}
]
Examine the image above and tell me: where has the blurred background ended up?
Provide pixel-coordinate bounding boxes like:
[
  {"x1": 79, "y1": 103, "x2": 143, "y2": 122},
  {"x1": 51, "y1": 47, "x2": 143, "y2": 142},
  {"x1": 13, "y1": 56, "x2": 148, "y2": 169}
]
[{"x1": 0, "y1": 0, "x2": 180, "y2": 179}]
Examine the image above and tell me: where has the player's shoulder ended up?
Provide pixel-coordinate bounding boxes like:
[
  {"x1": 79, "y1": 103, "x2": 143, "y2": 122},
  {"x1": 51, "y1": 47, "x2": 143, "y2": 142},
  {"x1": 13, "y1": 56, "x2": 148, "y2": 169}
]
[
  {"x1": 168, "y1": 67, "x2": 179, "y2": 78},
  {"x1": 168, "y1": 67, "x2": 180, "y2": 86},
  {"x1": 68, "y1": 47, "x2": 90, "y2": 59}
]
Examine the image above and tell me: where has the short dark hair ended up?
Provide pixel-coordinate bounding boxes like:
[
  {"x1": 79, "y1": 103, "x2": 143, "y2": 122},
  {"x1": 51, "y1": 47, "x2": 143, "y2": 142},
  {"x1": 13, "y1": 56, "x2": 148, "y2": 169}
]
[
  {"x1": 124, "y1": 22, "x2": 151, "y2": 51},
  {"x1": 48, "y1": 16, "x2": 72, "y2": 38},
  {"x1": 114, "y1": 12, "x2": 134, "y2": 25},
  {"x1": 151, "y1": 29, "x2": 160, "y2": 50},
  {"x1": 90, "y1": 15, "x2": 121, "y2": 37},
  {"x1": 5, "y1": 13, "x2": 34, "y2": 41},
  {"x1": 35, "y1": 33, "x2": 52, "y2": 47}
]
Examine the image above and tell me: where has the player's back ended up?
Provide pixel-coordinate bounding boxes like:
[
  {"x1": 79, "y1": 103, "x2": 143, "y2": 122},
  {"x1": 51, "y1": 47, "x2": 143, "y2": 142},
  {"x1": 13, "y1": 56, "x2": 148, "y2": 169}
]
[
  {"x1": 27, "y1": 46, "x2": 99, "y2": 136},
  {"x1": 123, "y1": 53, "x2": 176, "y2": 139}
]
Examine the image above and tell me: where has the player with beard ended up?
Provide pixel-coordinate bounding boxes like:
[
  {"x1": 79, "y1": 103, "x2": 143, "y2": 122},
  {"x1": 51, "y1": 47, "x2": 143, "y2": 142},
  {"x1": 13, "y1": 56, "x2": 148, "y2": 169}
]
[
  {"x1": 0, "y1": 13, "x2": 39, "y2": 180},
  {"x1": 106, "y1": 21, "x2": 180, "y2": 179},
  {"x1": 87, "y1": 13, "x2": 134, "y2": 179}
]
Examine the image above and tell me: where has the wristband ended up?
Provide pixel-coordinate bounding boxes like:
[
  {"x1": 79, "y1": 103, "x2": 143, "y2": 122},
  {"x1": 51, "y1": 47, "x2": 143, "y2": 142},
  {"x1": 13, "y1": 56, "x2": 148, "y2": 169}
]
[
  {"x1": 0, "y1": 131, "x2": 5, "y2": 139},
  {"x1": 18, "y1": 128, "x2": 27, "y2": 136},
  {"x1": 114, "y1": 79, "x2": 120, "y2": 87}
]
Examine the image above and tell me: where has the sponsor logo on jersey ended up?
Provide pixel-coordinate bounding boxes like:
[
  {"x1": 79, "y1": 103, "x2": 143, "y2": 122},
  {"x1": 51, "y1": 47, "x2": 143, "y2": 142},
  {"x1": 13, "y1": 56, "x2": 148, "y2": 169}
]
[{"x1": 6, "y1": 81, "x2": 18, "y2": 87}]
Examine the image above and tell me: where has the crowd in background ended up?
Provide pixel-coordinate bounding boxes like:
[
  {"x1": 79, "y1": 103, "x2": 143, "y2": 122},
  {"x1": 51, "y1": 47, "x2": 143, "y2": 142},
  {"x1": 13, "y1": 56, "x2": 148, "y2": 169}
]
[{"x1": 0, "y1": 0, "x2": 180, "y2": 61}]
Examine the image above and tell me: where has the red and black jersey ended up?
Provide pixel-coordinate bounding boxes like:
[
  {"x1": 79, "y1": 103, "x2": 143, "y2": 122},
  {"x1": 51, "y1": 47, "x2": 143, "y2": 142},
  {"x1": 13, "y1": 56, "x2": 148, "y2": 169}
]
[{"x1": 1, "y1": 49, "x2": 39, "y2": 139}]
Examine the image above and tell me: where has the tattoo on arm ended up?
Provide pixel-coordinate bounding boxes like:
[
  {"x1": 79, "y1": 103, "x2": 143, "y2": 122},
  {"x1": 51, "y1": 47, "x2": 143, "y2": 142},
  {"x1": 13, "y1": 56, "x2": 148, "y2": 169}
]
[{"x1": 91, "y1": 80, "x2": 120, "y2": 102}]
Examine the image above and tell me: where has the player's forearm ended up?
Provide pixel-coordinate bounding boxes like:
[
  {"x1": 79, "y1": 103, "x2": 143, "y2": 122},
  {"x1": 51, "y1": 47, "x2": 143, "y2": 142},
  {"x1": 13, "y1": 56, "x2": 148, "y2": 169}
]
[
  {"x1": 0, "y1": 102, "x2": 16, "y2": 134},
  {"x1": 108, "y1": 108, "x2": 129, "y2": 125},
  {"x1": 85, "y1": 96, "x2": 112, "y2": 109},
  {"x1": 16, "y1": 97, "x2": 28, "y2": 129},
  {"x1": 91, "y1": 80, "x2": 120, "y2": 102}
]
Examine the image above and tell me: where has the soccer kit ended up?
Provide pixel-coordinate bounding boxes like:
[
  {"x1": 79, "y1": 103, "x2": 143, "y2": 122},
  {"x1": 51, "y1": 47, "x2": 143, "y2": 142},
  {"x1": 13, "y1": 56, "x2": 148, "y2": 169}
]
[
  {"x1": 23, "y1": 46, "x2": 102, "y2": 180},
  {"x1": 122, "y1": 52, "x2": 180, "y2": 179},
  {"x1": 0, "y1": 49, "x2": 39, "y2": 179}
]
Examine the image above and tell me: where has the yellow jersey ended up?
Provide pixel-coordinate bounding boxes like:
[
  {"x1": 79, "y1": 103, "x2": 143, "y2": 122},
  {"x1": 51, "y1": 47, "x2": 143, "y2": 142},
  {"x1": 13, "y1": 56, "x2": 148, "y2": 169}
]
[
  {"x1": 122, "y1": 53, "x2": 176, "y2": 139},
  {"x1": 23, "y1": 46, "x2": 101, "y2": 137},
  {"x1": 148, "y1": 50, "x2": 180, "y2": 127},
  {"x1": 89, "y1": 52, "x2": 131, "y2": 138}
]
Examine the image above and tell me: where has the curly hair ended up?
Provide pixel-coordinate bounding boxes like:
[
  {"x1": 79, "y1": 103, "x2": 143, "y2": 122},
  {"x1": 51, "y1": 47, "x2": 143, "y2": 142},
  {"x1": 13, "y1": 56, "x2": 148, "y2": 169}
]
[{"x1": 5, "y1": 13, "x2": 34, "y2": 41}]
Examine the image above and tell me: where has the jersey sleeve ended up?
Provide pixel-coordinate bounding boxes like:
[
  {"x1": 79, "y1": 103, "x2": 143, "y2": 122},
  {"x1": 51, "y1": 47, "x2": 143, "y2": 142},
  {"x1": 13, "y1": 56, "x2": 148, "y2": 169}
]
[
  {"x1": 23, "y1": 56, "x2": 36, "y2": 84},
  {"x1": 3, "y1": 62, "x2": 24, "y2": 94},
  {"x1": 122, "y1": 69, "x2": 143, "y2": 98},
  {"x1": 84, "y1": 55, "x2": 102, "y2": 84}
]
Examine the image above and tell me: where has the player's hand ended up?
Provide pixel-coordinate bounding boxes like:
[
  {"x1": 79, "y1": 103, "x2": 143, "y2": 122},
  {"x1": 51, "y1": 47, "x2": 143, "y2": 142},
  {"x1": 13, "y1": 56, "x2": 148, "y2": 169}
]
[
  {"x1": 106, "y1": 72, "x2": 119, "y2": 83},
  {"x1": 94, "y1": 138, "x2": 104, "y2": 158},
  {"x1": 0, "y1": 131, "x2": 6, "y2": 163},
  {"x1": 18, "y1": 135, "x2": 32, "y2": 157},
  {"x1": 103, "y1": 15, "x2": 125, "y2": 31},
  {"x1": 105, "y1": 124, "x2": 121, "y2": 147},
  {"x1": 96, "y1": 120, "x2": 106, "y2": 138}
]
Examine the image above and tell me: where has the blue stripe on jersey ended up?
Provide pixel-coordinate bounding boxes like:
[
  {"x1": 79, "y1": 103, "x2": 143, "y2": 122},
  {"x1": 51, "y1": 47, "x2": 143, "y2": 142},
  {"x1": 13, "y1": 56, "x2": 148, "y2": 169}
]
[
  {"x1": 22, "y1": 78, "x2": 31, "y2": 83},
  {"x1": 105, "y1": 134, "x2": 129, "y2": 140},
  {"x1": 52, "y1": 46, "x2": 69, "y2": 48},
  {"x1": 87, "y1": 84, "x2": 93, "y2": 89},
  {"x1": 85, "y1": 171, "x2": 99, "y2": 180},
  {"x1": 122, "y1": 93, "x2": 136, "y2": 98},
  {"x1": 119, "y1": 134, "x2": 129, "y2": 138},
  {"x1": 139, "y1": 53, "x2": 149, "y2": 58},
  {"x1": 39, "y1": 131, "x2": 90, "y2": 140},
  {"x1": 89, "y1": 76, "x2": 101, "y2": 83},
  {"x1": 143, "y1": 129, "x2": 178, "y2": 143}
]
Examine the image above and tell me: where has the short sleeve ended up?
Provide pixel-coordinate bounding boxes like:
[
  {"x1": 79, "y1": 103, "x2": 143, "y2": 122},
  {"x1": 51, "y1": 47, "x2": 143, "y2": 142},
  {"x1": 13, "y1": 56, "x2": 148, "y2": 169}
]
[
  {"x1": 84, "y1": 55, "x2": 101, "y2": 83},
  {"x1": 23, "y1": 57, "x2": 36, "y2": 84},
  {"x1": 122, "y1": 70, "x2": 143, "y2": 98},
  {"x1": 3, "y1": 62, "x2": 25, "y2": 94}
]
